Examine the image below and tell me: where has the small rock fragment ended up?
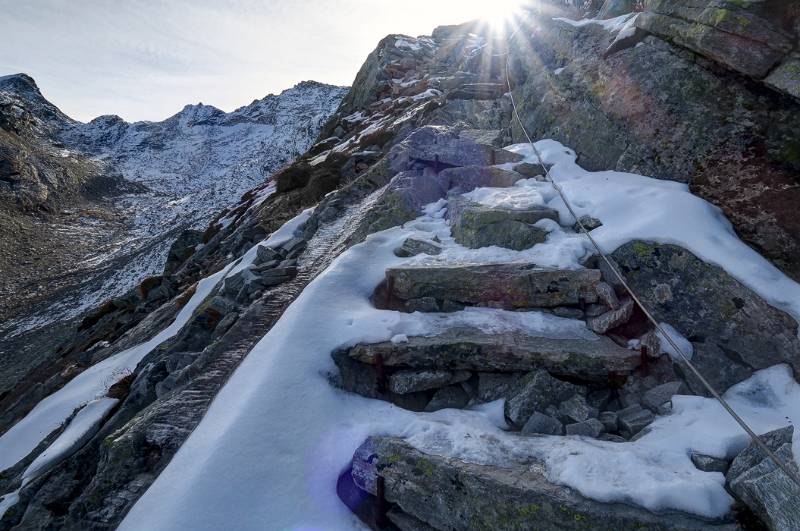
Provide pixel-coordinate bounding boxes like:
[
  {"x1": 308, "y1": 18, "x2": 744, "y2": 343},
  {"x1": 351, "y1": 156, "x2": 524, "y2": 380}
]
[
  {"x1": 642, "y1": 381, "x2": 685, "y2": 413},
  {"x1": 522, "y1": 412, "x2": 563, "y2": 436},
  {"x1": 617, "y1": 404, "x2": 655, "y2": 437},
  {"x1": 425, "y1": 385, "x2": 470, "y2": 412},
  {"x1": 566, "y1": 418, "x2": 604, "y2": 438},
  {"x1": 587, "y1": 297, "x2": 635, "y2": 334},
  {"x1": 691, "y1": 452, "x2": 730, "y2": 474}
]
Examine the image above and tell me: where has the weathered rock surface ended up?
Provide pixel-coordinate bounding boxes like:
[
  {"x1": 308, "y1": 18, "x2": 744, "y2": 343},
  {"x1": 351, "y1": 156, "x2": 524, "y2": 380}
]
[
  {"x1": 637, "y1": 1, "x2": 795, "y2": 79},
  {"x1": 388, "y1": 126, "x2": 521, "y2": 173},
  {"x1": 344, "y1": 327, "x2": 640, "y2": 380},
  {"x1": 440, "y1": 165, "x2": 524, "y2": 192},
  {"x1": 382, "y1": 263, "x2": 602, "y2": 310},
  {"x1": 726, "y1": 426, "x2": 800, "y2": 531},
  {"x1": 350, "y1": 436, "x2": 740, "y2": 530},
  {"x1": 448, "y1": 196, "x2": 559, "y2": 250},
  {"x1": 611, "y1": 241, "x2": 800, "y2": 394},
  {"x1": 512, "y1": 11, "x2": 800, "y2": 281}
]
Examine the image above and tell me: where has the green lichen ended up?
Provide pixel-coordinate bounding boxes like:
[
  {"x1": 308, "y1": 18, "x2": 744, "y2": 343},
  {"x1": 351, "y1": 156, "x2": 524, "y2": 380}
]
[
  {"x1": 517, "y1": 504, "x2": 541, "y2": 518},
  {"x1": 387, "y1": 453, "x2": 402, "y2": 464},
  {"x1": 416, "y1": 459, "x2": 434, "y2": 477},
  {"x1": 632, "y1": 241, "x2": 653, "y2": 257}
]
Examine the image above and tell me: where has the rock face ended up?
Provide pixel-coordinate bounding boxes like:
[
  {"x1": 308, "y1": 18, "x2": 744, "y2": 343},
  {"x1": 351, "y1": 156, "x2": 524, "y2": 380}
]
[
  {"x1": 382, "y1": 263, "x2": 601, "y2": 310},
  {"x1": 611, "y1": 241, "x2": 800, "y2": 394},
  {"x1": 637, "y1": 1, "x2": 795, "y2": 79},
  {"x1": 512, "y1": 6, "x2": 800, "y2": 282},
  {"x1": 349, "y1": 437, "x2": 739, "y2": 531},
  {"x1": 726, "y1": 427, "x2": 800, "y2": 531}
]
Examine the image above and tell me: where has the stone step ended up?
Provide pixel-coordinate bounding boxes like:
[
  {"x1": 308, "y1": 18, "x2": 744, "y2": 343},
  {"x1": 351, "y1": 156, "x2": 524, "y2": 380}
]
[
  {"x1": 341, "y1": 326, "x2": 640, "y2": 381},
  {"x1": 449, "y1": 196, "x2": 560, "y2": 251},
  {"x1": 379, "y1": 263, "x2": 601, "y2": 311},
  {"x1": 446, "y1": 82, "x2": 507, "y2": 100},
  {"x1": 345, "y1": 437, "x2": 738, "y2": 531}
]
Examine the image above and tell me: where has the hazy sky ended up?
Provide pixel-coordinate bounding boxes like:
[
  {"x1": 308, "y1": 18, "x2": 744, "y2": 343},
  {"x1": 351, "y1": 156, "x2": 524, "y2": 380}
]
[{"x1": 0, "y1": 0, "x2": 512, "y2": 122}]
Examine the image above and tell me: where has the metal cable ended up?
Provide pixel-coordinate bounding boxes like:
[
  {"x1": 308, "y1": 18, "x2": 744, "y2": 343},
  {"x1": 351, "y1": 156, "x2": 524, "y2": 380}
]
[{"x1": 503, "y1": 46, "x2": 800, "y2": 489}]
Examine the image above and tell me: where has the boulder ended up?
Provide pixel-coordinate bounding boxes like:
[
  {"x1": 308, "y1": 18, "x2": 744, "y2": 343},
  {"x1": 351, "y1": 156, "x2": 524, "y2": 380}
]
[
  {"x1": 345, "y1": 327, "x2": 641, "y2": 383},
  {"x1": 612, "y1": 241, "x2": 800, "y2": 394},
  {"x1": 726, "y1": 426, "x2": 800, "y2": 531},
  {"x1": 350, "y1": 437, "x2": 740, "y2": 530},
  {"x1": 383, "y1": 263, "x2": 602, "y2": 310},
  {"x1": 448, "y1": 196, "x2": 559, "y2": 251},
  {"x1": 352, "y1": 170, "x2": 448, "y2": 239}
]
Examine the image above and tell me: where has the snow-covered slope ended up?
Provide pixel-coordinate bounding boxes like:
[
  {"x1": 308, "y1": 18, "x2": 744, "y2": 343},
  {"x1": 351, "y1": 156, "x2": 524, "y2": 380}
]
[{"x1": 62, "y1": 81, "x2": 348, "y2": 237}]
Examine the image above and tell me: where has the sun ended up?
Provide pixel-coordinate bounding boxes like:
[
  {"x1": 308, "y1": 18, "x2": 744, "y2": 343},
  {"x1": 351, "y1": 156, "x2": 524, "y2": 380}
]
[{"x1": 477, "y1": 0, "x2": 528, "y2": 30}]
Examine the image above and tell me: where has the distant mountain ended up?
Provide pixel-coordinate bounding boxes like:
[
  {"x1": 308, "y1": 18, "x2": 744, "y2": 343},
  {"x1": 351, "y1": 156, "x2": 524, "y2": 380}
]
[
  {"x1": 0, "y1": 74, "x2": 347, "y2": 333},
  {"x1": 62, "y1": 81, "x2": 348, "y2": 237}
]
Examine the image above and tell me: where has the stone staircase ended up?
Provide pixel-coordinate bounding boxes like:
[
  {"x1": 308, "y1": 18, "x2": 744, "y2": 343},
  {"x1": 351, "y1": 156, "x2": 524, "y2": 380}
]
[{"x1": 330, "y1": 141, "x2": 723, "y2": 528}]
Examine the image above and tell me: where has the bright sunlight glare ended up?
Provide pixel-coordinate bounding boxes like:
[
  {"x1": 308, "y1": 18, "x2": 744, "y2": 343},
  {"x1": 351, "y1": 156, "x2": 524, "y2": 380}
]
[{"x1": 477, "y1": 0, "x2": 528, "y2": 29}]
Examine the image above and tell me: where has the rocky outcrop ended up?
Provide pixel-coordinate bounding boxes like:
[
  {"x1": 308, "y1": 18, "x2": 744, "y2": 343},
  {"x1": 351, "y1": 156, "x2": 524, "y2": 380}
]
[
  {"x1": 510, "y1": 7, "x2": 800, "y2": 281},
  {"x1": 345, "y1": 436, "x2": 739, "y2": 530},
  {"x1": 726, "y1": 427, "x2": 800, "y2": 531},
  {"x1": 611, "y1": 241, "x2": 800, "y2": 394}
]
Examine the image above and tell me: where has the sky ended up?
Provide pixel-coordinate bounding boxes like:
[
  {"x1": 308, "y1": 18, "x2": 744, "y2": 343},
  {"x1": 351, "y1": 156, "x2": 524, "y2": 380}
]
[{"x1": 0, "y1": 0, "x2": 517, "y2": 123}]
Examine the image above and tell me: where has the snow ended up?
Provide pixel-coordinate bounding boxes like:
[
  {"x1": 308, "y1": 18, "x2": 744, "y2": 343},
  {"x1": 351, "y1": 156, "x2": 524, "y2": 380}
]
[
  {"x1": 120, "y1": 194, "x2": 800, "y2": 529},
  {"x1": 110, "y1": 137, "x2": 800, "y2": 528},
  {"x1": 554, "y1": 66, "x2": 566, "y2": 75},
  {"x1": 406, "y1": 364, "x2": 800, "y2": 519},
  {"x1": 499, "y1": 139, "x2": 800, "y2": 322},
  {"x1": 222, "y1": 208, "x2": 313, "y2": 282},
  {"x1": 22, "y1": 398, "x2": 118, "y2": 485},
  {"x1": 657, "y1": 323, "x2": 694, "y2": 361},
  {"x1": 0, "y1": 398, "x2": 118, "y2": 519},
  {"x1": 0, "y1": 263, "x2": 232, "y2": 472},
  {"x1": 123, "y1": 212, "x2": 588, "y2": 530},
  {"x1": 554, "y1": 13, "x2": 637, "y2": 33}
]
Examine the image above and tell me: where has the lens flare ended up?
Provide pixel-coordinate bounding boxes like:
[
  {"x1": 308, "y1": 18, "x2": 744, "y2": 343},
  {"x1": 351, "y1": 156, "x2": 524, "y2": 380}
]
[{"x1": 478, "y1": 0, "x2": 527, "y2": 30}]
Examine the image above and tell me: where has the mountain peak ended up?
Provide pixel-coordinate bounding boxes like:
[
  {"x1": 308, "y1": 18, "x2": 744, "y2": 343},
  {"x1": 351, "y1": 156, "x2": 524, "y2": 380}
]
[{"x1": 0, "y1": 73, "x2": 42, "y2": 95}]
